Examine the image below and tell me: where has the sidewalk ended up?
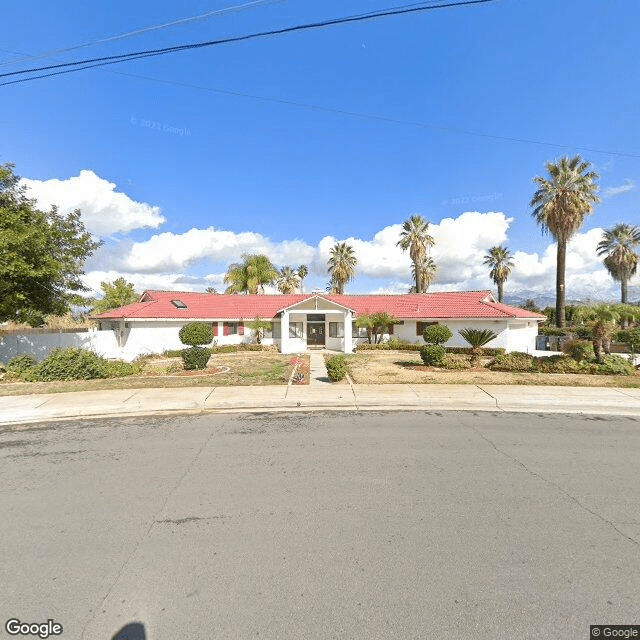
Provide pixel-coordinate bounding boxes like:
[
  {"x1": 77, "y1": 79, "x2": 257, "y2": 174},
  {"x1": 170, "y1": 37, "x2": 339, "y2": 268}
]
[{"x1": 1, "y1": 381, "x2": 639, "y2": 426}]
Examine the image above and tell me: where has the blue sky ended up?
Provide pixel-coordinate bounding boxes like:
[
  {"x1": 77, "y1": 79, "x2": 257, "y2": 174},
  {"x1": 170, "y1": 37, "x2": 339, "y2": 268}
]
[{"x1": 1, "y1": 0, "x2": 639, "y2": 302}]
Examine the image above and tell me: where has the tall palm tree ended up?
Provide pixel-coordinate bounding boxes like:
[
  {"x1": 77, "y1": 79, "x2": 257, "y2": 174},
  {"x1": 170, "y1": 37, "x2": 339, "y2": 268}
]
[
  {"x1": 327, "y1": 242, "x2": 357, "y2": 294},
  {"x1": 397, "y1": 215, "x2": 435, "y2": 293},
  {"x1": 530, "y1": 155, "x2": 600, "y2": 327},
  {"x1": 483, "y1": 245, "x2": 514, "y2": 303},
  {"x1": 596, "y1": 223, "x2": 640, "y2": 304},
  {"x1": 297, "y1": 264, "x2": 308, "y2": 293},
  {"x1": 223, "y1": 254, "x2": 278, "y2": 294},
  {"x1": 410, "y1": 257, "x2": 437, "y2": 293},
  {"x1": 276, "y1": 265, "x2": 300, "y2": 294}
]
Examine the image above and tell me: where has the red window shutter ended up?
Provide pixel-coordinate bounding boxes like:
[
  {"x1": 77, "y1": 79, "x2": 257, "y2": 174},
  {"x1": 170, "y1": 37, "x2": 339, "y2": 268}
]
[
  {"x1": 223, "y1": 323, "x2": 230, "y2": 336},
  {"x1": 212, "y1": 323, "x2": 218, "y2": 336},
  {"x1": 238, "y1": 323, "x2": 244, "y2": 335}
]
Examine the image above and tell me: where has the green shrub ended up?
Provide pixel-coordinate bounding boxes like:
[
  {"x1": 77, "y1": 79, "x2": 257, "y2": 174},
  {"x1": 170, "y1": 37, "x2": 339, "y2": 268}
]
[
  {"x1": 588, "y1": 355, "x2": 635, "y2": 376},
  {"x1": 181, "y1": 347, "x2": 211, "y2": 370},
  {"x1": 441, "y1": 354, "x2": 470, "y2": 370},
  {"x1": 179, "y1": 321, "x2": 213, "y2": 347},
  {"x1": 445, "y1": 346, "x2": 505, "y2": 356},
  {"x1": 420, "y1": 344, "x2": 445, "y2": 366},
  {"x1": 573, "y1": 325, "x2": 593, "y2": 340},
  {"x1": 325, "y1": 354, "x2": 349, "y2": 381},
  {"x1": 563, "y1": 339, "x2": 595, "y2": 362},
  {"x1": 533, "y1": 355, "x2": 583, "y2": 374},
  {"x1": 25, "y1": 348, "x2": 110, "y2": 381},
  {"x1": 105, "y1": 360, "x2": 141, "y2": 378},
  {"x1": 489, "y1": 352, "x2": 534, "y2": 372},
  {"x1": 538, "y1": 326, "x2": 569, "y2": 337},
  {"x1": 7, "y1": 353, "x2": 37, "y2": 375},
  {"x1": 423, "y1": 324, "x2": 453, "y2": 345}
]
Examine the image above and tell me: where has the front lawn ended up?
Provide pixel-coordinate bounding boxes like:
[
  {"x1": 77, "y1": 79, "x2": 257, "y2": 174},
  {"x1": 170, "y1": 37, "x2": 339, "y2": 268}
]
[
  {"x1": 0, "y1": 352, "x2": 308, "y2": 396},
  {"x1": 346, "y1": 351, "x2": 640, "y2": 388}
]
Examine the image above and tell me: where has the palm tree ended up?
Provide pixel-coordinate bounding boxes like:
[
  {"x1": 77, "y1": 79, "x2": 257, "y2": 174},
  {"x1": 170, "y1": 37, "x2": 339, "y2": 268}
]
[
  {"x1": 223, "y1": 254, "x2": 278, "y2": 294},
  {"x1": 410, "y1": 257, "x2": 437, "y2": 293},
  {"x1": 327, "y1": 242, "x2": 357, "y2": 294},
  {"x1": 397, "y1": 214, "x2": 435, "y2": 293},
  {"x1": 596, "y1": 223, "x2": 640, "y2": 304},
  {"x1": 276, "y1": 265, "x2": 300, "y2": 294},
  {"x1": 530, "y1": 155, "x2": 600, "y2": 327},
  {"x1": 483, "y1": 245, "x2": 514, "y2": 303},
  {"x1": 459, "y1": 328, "x2": 498, "y2": 365},
  {"x1": 297, "y1": 264, "x2": 308, "y2": 293}
]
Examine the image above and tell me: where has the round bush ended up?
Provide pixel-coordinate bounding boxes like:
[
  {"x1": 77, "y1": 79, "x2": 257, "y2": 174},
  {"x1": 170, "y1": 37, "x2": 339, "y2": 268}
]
[
  {"x1": 29, "y1": 348, "x2": 109, "y2": 381},
  {"x1": 181, "y1": 346, "x2": 211, "y2": 370},
  {"x1": 423, "y1": 324, "x2": 453, "y2": 345},
  {"x1": 179, "y1": 322, "x2": 213, "y2": 347},
  {"x1": 7, "y1": 353, "x2": 37, "y2": 375},
  {"x1": 325, "y1": 354, "x2": 348, "y2": 381},
  {"x1": 564, "y1": 339, "x2": 594, "y2": 363},
  {"x1": 420, "y1": 344, "x2": 445, "y2": 366},
  {"x1": 441, "y1": 354, "x2": 471, "y2": 370}
]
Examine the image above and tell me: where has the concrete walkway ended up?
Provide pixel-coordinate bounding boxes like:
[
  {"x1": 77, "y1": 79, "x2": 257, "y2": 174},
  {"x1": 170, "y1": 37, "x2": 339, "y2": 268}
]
[
  {"x1": 1, "y1": 382, "x2": 639, "y2": 426},
  {"x1": 308, "y1": 352, "x2": 331, "y2": 385}
]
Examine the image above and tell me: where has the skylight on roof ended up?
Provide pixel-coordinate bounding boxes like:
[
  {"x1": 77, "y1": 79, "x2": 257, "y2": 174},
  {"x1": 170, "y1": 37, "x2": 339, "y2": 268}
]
[{"x1": 171, "y1": 299, "x2": 187, "y2": 308}]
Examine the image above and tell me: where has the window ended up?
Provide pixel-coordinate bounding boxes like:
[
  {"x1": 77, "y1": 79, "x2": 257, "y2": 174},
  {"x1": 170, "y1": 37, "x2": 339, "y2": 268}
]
[
  {"x1": 224, "y1": 322, "x2": 238, "y2": 335},
  {"x1": 272, "y1": 322, "x2": 281, "y2": 339},
  {"x1": 329, "y1": 322, "x2": 344, "y2": 338},
  {"x1": 289, "y1": 322, "x2": 303, "y2": 339},
  {"x1": 352, "y1": 322, "x2": 368, "y2": 338},
  {"x1": 171, "y1": 299, "x2": 187, "y2": 308},
  {"x1": 416, "y1": 321, "x2": 438, "y2": 336}
]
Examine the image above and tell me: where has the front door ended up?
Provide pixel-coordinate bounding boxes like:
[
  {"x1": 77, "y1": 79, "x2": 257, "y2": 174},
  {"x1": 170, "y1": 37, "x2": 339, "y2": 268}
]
[{"x1": 307, "y1": 322, "x2": 325, "y2": 346}]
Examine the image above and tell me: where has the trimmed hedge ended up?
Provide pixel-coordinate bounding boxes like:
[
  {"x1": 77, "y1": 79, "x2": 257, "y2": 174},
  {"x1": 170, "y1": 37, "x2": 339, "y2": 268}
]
[
  {"x1": 423, "y1": 324, "x2": 452, "y2": 345},
  {"x1": 441, "y1": 354, "x2": 471, "y2": 370},
  {"x1": 325, "y1": 354, "x2": 349, "y2": 381},
  {"x1": 445, "y1": 346, "x2": 506, "y2": 356},
  {"x1": 420, "y1": 345, "x2": 445, "y2": 366},
  {"x1": 489, "y1": 352, "x2": 534, "y2": 372},
  {"x1": 181, "y1": 347, "x2": 211, "y2": 370},
  {"x1": 179, "y1": 321, "x2": 213, "y2": 347},
  {"x1": 356, "y1": 342, "x2": 421, "y2": 351}
]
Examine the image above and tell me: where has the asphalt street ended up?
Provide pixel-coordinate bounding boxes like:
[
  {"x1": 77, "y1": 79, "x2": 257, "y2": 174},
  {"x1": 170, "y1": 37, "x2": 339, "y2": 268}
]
[{"x1": 1, "y1": 411, "x2": 639, "y2": 640}]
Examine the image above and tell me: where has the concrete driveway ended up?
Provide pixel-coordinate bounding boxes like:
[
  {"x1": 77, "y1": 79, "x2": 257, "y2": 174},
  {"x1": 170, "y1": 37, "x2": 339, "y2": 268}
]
[{"x1": 1, "y1": 411, "x2": 639, "y2": 639}]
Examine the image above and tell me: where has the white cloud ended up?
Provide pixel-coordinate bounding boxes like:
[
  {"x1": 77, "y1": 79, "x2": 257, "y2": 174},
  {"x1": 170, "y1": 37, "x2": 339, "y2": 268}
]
[
  {"x1": 603, "y1": 178, "x2": 635, "y2": 197},
  {"x1": 21, "y1": 170, "x2": 165, "y2": 236}
]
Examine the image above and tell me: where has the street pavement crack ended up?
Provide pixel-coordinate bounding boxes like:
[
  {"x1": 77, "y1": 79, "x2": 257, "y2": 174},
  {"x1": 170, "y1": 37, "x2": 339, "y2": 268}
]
[
  {"x1": 475, "y1": 385, "x2": 502, "y2": 410},
  {"x1": 80, "y1": 423, "x2": 220, "y2": 638},
  {"x1": 466, "y1": 420, "x2": 639, "y2": 548},
  {"x1": 346, "y1": 374, "x2": 359, "y2": 410}
]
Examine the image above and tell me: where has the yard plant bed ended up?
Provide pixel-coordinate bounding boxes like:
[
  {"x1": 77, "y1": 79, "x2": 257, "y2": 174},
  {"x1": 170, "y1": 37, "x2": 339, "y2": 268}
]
[
  {"x1": 0, "y1": 352, "x2": 308, "y2": 396},
  {"x1": 346, "y1": 351, "x2": 640, "y2": 388}
]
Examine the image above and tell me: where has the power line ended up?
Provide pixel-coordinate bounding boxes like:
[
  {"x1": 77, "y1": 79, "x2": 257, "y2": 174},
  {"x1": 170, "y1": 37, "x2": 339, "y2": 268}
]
[
  {"x1": 0, "y1": 0, "x2": 282, "y2": 69},
  {"x1": 109, "y1": 69, "x2": 640, "y2": 159},
  {"x1": 0, "y1": 0, "x2": 498, "y2": 85}
]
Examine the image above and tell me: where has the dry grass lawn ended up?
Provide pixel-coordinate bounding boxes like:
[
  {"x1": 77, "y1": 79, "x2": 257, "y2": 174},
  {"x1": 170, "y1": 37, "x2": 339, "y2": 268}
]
[
  {"x1": 346, "y1": 351, "x2": 640, "y2": 388},
  {"x1": 0, "y1": 352, "x2": 307, "y2": 396}
]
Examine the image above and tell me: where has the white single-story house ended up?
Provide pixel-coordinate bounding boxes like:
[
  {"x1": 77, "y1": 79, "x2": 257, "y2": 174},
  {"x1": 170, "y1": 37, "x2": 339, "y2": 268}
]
[{"x1": 90, "y1": 290, "x2": 546, "y2": 361}]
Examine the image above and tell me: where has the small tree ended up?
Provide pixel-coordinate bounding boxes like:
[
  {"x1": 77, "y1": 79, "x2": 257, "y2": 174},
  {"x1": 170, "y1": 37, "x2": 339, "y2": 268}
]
[
  {"x1": 355, "y1": 311, "x2": 400, "y2": 344},
  {"x1": 459, "y1": 328, "x2": 498, "y2": 365},
  {"x1": 245, "y1": 316, "x2": 273, "y2": 345},
  {"x1": 423, "y1": 324, "x2": 452, "y2": 345},
  {"x1": 92, "y1": 277, "x2": 138, "y2": 313},
  {"x1": 179, "y1": 321, "x2": 213, "y2": 370}
]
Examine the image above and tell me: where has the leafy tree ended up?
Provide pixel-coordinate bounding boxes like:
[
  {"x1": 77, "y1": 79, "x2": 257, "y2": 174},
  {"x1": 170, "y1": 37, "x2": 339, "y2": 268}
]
[
  {"x1": 91, "y1": 277, "x2": 138, "y2": 313},
  {"x1": 483, "y1": 245, "x2": 514, "y2": 303},
  {"x1": 596, "y1": 223, "x2": 640, "y2": 304},
  {"x1": 0, "y1": 162, "x2": 102, "y2": 325},
  {"x1": 522, "y1": 299, "x2": 541, "y2": 313},
  {"x1": 327, "y1": 242, "x2": 357, "y2": 294},
  {"x1": 574, "y1": 303, "x2": 639, "y2": 364},
  {"x1": 205, "y1": 286, "x2": 218, "y2": 293},
  {"x1": 397, "y1": 214, "x2": 435, "y2": 293},
  {"x1": 276, "y1": 265, "x2": 300, "y2": 294},
  {"x1": 530, "y1": 155, "x2": 600, "y2": 327},
  {"x1": 245, "y1": 316, "x2": 273, "y2": 344},
  {"x1": 459, "y1": 328, "x2": 498, "y2": 364},
  {"x1": 355, "y1": 311, "x2": 400, "y2": 344},
  {"x1": 224, "y1": 254, "x2": 278, "y2": 294},
  {"x1": 297, "y1": 264, "x2": 308, "y2": 293},
  {"x1": 423, "y1": 324, "x2": 452, "y2": 345}
]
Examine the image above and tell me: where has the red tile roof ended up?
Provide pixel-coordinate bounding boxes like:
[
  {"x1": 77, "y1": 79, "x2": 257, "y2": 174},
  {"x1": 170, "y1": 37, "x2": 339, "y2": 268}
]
[{"x1": 92, "y1": 290, "x2": 545, "y2": 320}]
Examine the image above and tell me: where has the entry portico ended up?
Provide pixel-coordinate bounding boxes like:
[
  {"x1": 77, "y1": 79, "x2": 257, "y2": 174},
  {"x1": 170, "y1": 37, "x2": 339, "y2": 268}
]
[{"x1": 278, "y1": 295, "x2": 354, "y2": 354}]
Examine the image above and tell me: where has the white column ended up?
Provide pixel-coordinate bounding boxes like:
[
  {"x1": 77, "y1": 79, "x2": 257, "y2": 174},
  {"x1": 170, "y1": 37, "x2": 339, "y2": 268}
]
[
  {"x1": 280, "y1": 311, "x2": 291, "y2": 353},
  {"x1": 344, "y1": 310, "x2": 353, "y2": 353}
]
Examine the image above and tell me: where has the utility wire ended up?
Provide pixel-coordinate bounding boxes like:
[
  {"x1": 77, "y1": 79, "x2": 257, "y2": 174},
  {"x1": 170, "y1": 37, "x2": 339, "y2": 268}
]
[
  {"x1": 0, "y1": 0, "x2": 281, "y2": 69},
  {"x1": 0, "y1": 0, "x2": 498, "y2": 85}
]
